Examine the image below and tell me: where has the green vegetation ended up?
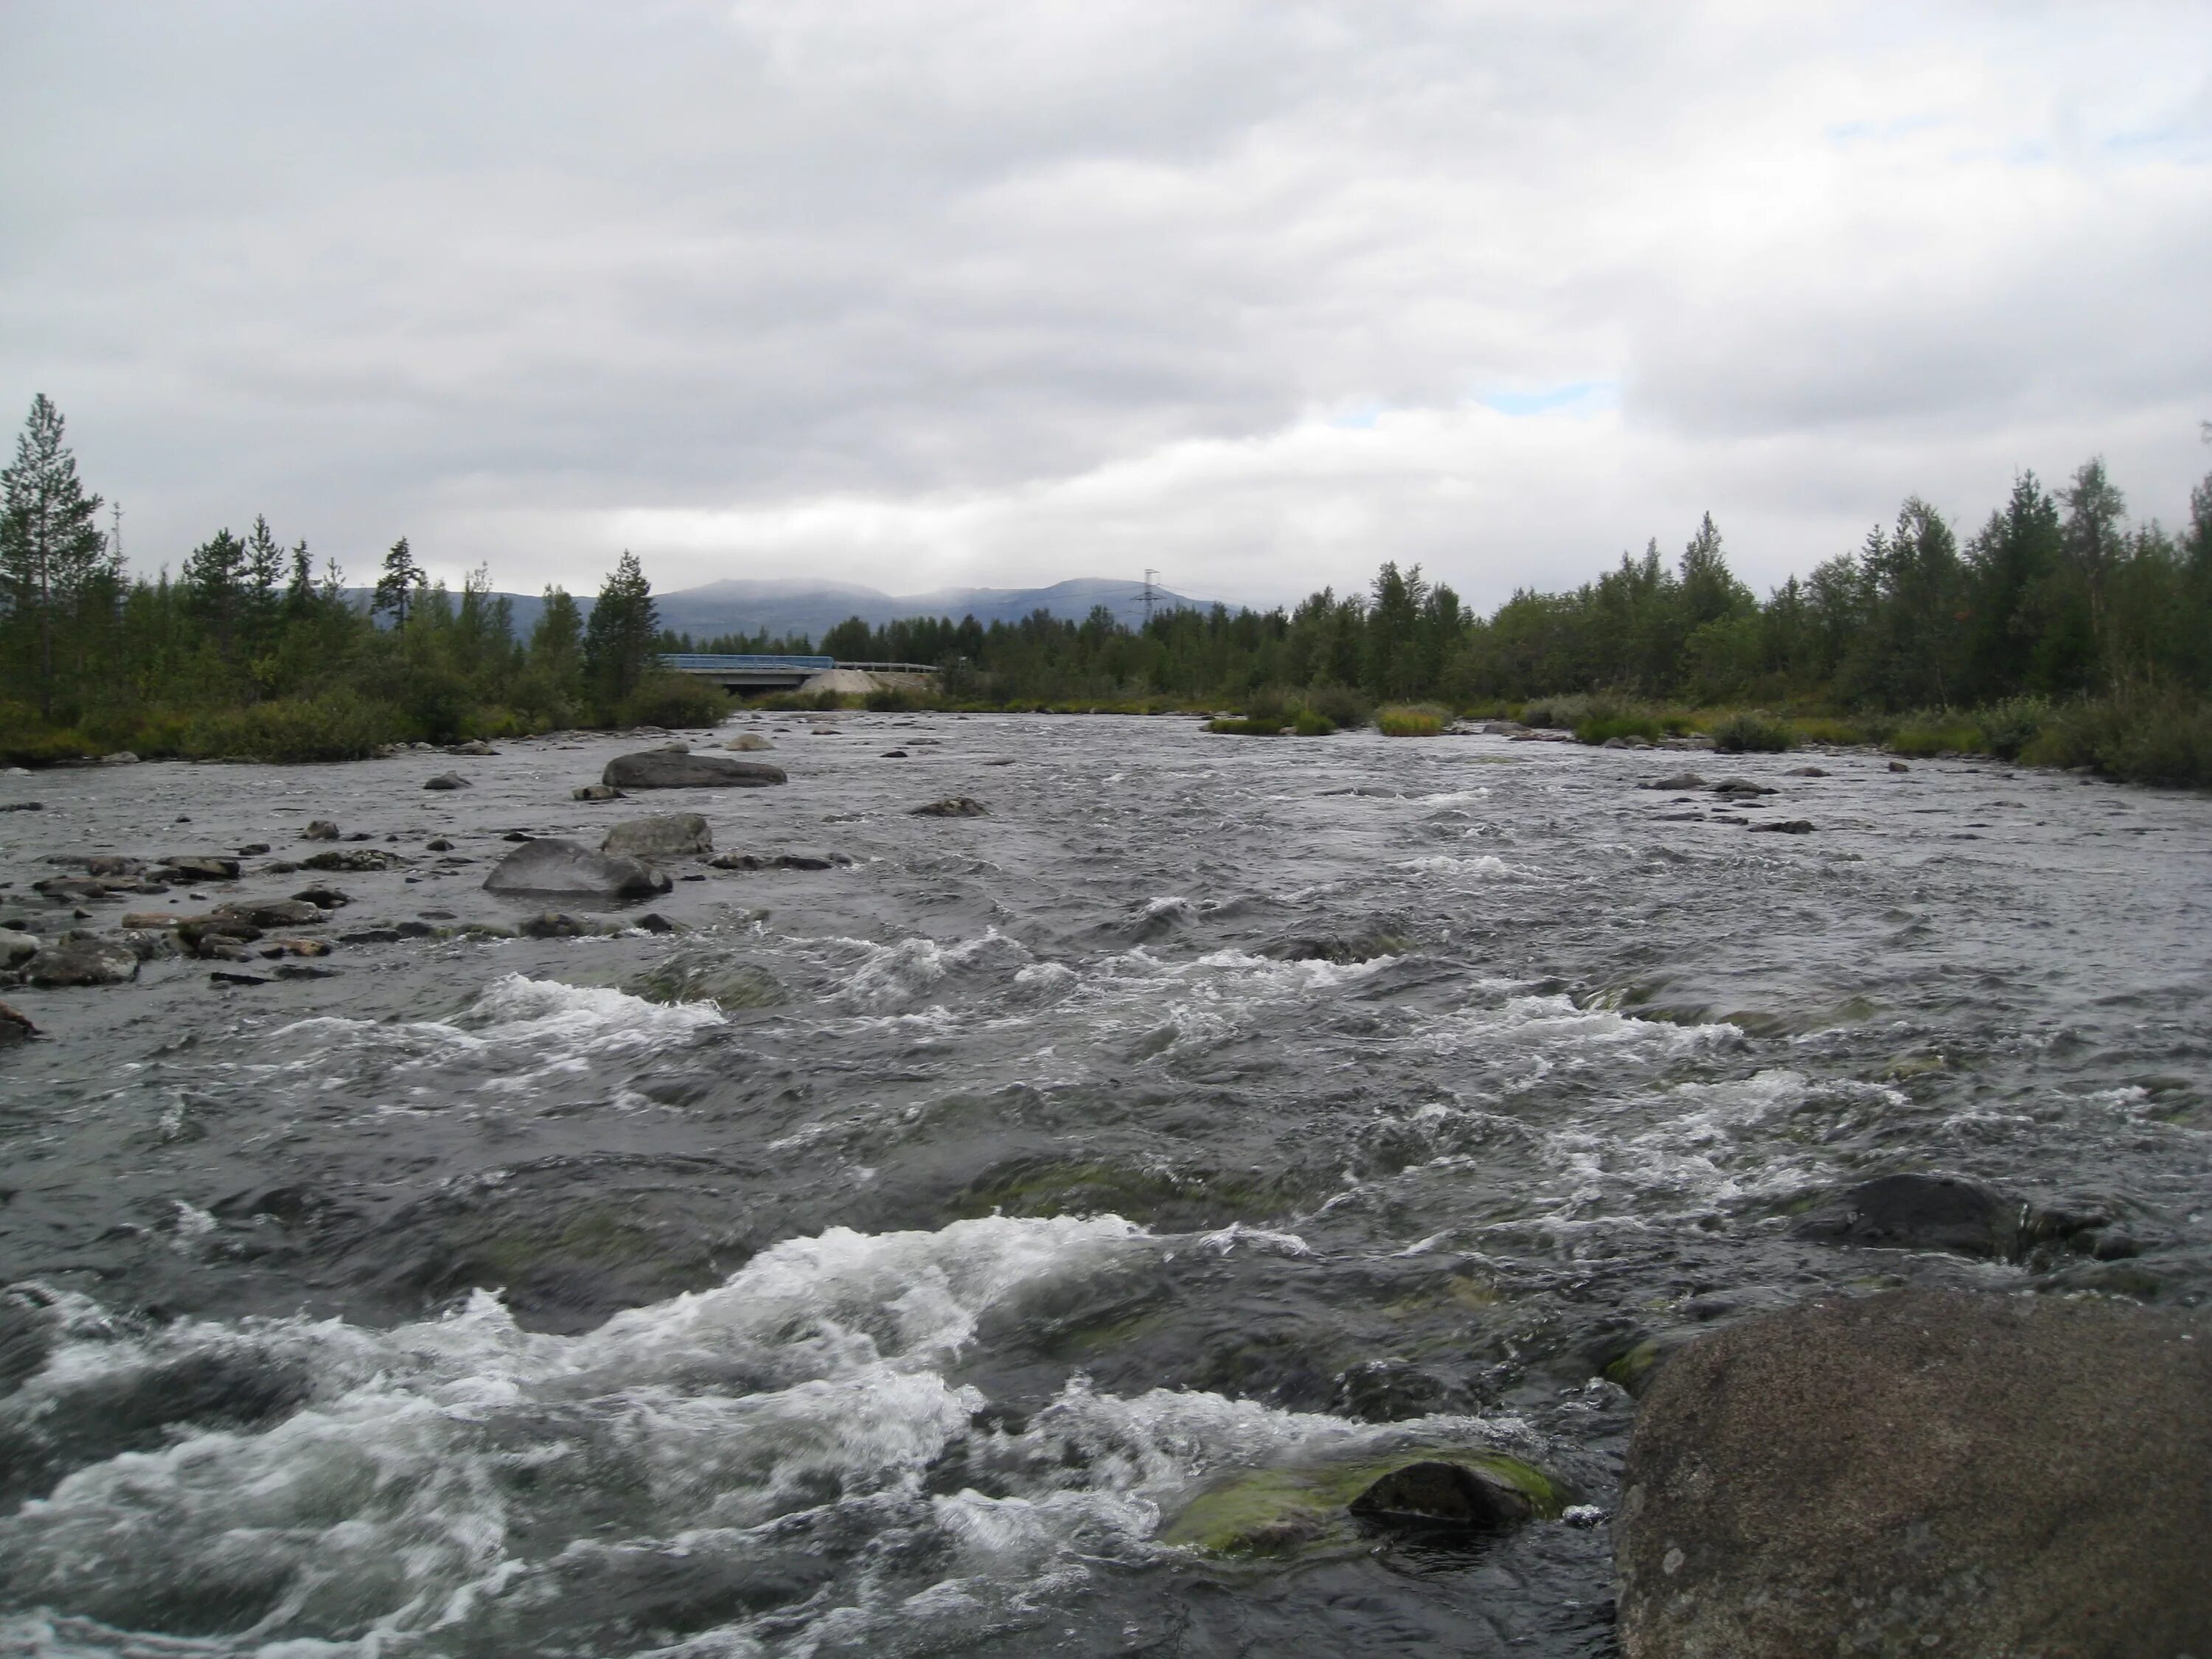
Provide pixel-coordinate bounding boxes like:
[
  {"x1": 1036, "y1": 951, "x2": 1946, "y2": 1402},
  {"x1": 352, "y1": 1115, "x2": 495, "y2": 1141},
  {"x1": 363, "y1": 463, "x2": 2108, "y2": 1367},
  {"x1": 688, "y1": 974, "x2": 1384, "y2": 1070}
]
[
  {"x1": 1375, "y1": 703, "x2": 1450, "y2": 737},
  {"x1": 4, "y1": 392, "x2": 2211, "y2": 785},
  {"x1": 1711, "y1": 711, "x2": 1796, "y2": 753}
]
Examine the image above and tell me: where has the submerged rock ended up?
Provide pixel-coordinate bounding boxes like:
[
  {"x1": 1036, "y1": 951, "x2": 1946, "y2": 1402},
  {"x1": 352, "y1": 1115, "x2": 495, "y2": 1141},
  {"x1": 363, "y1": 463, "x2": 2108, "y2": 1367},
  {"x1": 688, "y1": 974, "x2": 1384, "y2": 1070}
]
[
  {"x1": 0, "y1": 929, "x2": 38, "y2": 969},
  {"x1": 911, "y1": 796, "x2": 988, "y2": 817},
  {"x1": 0, "y1": 1001, "x2": 37, "y2": 1044},
  {"x1": 300, "y1": 820, "x2": 341, "y2": 840},
  {"x1": 158, "y1": 855, "x2": 241, "y2": 881},
  {"x1": 600, "y1": 813, "x2": 712, "y2": 860},
  {"x1": 571, "y1": 784, "x2": 623, "y2": 801},
  {"x1": 1639, "y1": 772, "x2": 1706, "y2": 791},
  {"x1": 422, "y1": 772, "x2": 471, "y2": 790},
  {"x1": 708, "y1": 851, "x2": 851, "y2": 872},
  {"x1": 1162, "y1": 1451, "x2": 1564, "y2": 1557},
  {"x1": 602, "y1": 751, "x2": 786, "y2": 789},
  {"x1": 1747, "y1": 818, "x2": 1815, "y2": 834},
  {"x1": 1615, "y1": 1290, "x2": 2212, "y2": 1658},
  {"x1": 1348, "y1": 1460, "x2": 1540, "y2": 1534},
  {"x1": 1708, "y1": 778, "x2": 1776, "y2": 797},
  {"x1": 484, "y1": 838, "x2": 672, "y2": 901},
  {"x1": 1791, "y1": 1172, "x2": 2020, "y2": 1260},
  {"x1": 725, "y1": 733, "x2": 774, "y2": 751}
]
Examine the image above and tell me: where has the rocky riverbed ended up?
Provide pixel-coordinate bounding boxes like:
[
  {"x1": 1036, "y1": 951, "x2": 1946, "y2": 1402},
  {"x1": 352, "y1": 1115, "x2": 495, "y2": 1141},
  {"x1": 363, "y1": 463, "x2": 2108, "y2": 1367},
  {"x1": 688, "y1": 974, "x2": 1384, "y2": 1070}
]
[{"x1": 1, "y1": 711, "x2": 2208, "y2": 1656}]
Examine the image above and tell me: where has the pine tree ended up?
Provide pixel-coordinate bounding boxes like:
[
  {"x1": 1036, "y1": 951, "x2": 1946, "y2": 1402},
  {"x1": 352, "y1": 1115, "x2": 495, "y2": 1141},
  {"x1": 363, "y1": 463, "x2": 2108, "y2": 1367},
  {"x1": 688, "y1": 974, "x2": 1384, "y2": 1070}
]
[
  {"x1": 372, "y1": 537, "x2": 426, "y2": 630},
  {"x1": 582, "y1": 550, "x2": 659, "y2": 709},
  {"x1": 181, "y1": 527, "x2": 248, "y2": 661},
  {"x1": 0, "y1": 394, "x2": 109, "y2": 718}
]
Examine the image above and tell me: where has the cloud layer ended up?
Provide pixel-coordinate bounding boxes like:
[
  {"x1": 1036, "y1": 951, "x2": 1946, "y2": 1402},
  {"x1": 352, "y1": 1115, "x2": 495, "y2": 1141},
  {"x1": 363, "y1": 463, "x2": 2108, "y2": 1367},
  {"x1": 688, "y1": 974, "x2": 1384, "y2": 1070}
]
[{"x1": 2, "y1": 0, "x2": 2206, "y2": 608}]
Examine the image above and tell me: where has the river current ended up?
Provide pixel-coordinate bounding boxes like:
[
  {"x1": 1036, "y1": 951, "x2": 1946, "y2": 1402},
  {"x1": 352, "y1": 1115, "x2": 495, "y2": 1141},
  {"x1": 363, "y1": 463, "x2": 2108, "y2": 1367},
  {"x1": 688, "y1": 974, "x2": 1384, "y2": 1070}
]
[{"x1": 1, "y1": 713, "x2": 2208, "y2": 1658}]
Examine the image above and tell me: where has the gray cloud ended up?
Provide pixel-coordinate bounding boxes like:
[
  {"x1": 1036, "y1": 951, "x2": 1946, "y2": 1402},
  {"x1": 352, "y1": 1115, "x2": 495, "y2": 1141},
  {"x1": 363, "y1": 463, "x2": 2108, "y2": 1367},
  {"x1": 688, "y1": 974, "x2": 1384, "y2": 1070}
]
[{"x1": 1, "y1": 0, "x2": 2206, "y2": 608}]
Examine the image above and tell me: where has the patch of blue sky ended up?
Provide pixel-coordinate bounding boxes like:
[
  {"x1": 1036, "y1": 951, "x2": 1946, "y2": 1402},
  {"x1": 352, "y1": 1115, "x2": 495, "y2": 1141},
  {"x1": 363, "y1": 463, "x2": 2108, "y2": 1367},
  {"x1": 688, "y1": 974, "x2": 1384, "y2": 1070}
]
[
  {"x1": 1475, "y1": 380, "x2": 1618, "y2": 418},
  {"x1": 1329, "y1": 402, "x2": 1385, "y2": 429}
]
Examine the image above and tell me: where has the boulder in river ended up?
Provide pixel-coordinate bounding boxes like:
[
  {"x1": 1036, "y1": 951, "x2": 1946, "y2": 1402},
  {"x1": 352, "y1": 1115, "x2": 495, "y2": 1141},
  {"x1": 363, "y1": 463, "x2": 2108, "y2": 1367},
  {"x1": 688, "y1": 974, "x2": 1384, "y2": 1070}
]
[
  {"x1": 0, "y1": 1001, "x2": 37, "y2": 1044},
  {"x1": 0, "y1": 928, "x2": 38, "y2": 969},
  {"x1": 1747, "y1": 818, "x2": 1814, "y2": 834},
  {"x1": 290, "y1": 883, "x2": 350, "y2": 908},
  {"x1": 572, "y1": 784, "x2": 623, "y2": 801},
  {"x1": 1638, "y1": 773, "x2": 1706, "y2": 791},
  {"x1": 301, "y1": 820, "x2": 340, "y2": 841},
  {"x1": 600, "y1": 813, "x2": 712, "y2": 860},
  {"x1": 1708, "y1": 778, "x2": 1776, "y2": 797},
  {"x1": 1615, "y1": 1289, "x2": 2212, "y2": 1658},
  {"x1": 422, "y1": 772, "x2": 471, "y2": 790},
  {"x1": 1791, "y1": 1171, "x2": 2020, "y2": 1259},
  {"x1": 911, "y1": 796, "x2": 988, "y2": 817},
  {"x1": 518, "y1": 911, "x2": 592, "y2": 939},
  {"x1": 483, "y1": 838, "x2": 672, "y2": 900},
  {"x1": 215, "y1": 898, "x2": 327, "y2": 928},
  {"x1": 25, "y1": 936, "x2": 140, "y2": 987},
  {"x1": 158, "y1": 855, "x2": 240, "y2": 882},
  {"x1": 726, "y1": 733, "x2": 773, "y2": 751},
  {"x1": 602, "y1": 751, "x2": 786, "y2": 790},
  {"x1": 302, "y1": 848, "x2": 400, "y2": 872}
]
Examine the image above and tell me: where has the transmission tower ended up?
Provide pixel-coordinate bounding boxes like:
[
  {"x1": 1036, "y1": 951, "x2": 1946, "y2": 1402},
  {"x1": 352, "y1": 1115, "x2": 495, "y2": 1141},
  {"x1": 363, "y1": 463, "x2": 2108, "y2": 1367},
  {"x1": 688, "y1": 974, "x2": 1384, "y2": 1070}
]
[
  {"x1": 1141, "y1": 568, "x2": 1158, "y2": 628},
  {"x1": 111, "y1": 501, "x2": 122, "y2": 567}
]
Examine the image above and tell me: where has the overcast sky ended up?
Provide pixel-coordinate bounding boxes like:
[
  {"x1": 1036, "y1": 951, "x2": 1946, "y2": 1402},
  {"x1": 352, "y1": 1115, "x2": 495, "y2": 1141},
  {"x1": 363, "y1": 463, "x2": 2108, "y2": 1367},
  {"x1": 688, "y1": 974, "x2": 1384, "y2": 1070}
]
[{"x1": 3, "y1": 1, "x2": 2207, "y2": 610}]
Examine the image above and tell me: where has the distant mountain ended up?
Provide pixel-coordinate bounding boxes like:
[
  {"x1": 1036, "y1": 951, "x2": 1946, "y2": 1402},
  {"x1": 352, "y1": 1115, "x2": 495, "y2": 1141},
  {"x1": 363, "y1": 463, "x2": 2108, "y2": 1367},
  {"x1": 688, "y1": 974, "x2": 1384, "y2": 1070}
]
[{"x1": 380, "y1": 576, "x2": 1224, "y2": 647}]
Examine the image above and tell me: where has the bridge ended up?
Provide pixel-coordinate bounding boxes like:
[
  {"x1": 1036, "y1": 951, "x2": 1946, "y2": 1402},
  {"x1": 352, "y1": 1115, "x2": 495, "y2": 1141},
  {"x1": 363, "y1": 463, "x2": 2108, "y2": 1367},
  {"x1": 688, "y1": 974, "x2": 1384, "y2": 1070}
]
[{"x1": 659, "y1": 653, "x2": 942, "y2": 693}]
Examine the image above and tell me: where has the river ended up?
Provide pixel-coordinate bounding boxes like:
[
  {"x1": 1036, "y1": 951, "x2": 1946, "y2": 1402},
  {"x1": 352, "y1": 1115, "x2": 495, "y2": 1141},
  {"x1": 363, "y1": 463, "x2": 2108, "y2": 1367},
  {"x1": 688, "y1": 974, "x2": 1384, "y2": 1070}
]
[{"x1": 1, "y1": 713, "x2": 2208, "y2": 1657}]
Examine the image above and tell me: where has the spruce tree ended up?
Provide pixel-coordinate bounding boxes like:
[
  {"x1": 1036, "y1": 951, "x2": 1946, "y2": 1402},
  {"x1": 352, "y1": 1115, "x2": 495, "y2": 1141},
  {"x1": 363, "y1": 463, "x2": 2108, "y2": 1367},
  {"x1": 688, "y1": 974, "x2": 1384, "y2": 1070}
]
[
  {"x1": 372, "y1": 537, "x2": 426, "y2": 630},
  {"x1": 0, "y1": 394, "x2": 109, "y2": 718},
  {"x1": 582, "y1": 551, "x2": 660, "y2": 710}
]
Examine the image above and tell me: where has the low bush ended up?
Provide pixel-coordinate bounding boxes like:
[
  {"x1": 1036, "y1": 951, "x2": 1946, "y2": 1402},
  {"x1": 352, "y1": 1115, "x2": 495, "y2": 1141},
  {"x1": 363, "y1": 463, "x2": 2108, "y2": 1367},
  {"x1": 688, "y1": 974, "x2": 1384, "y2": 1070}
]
[
  {"x1": 1787, "y1": 716, "x2": 1868, "y2": 746},
  {"x1": 1974, "y1": 696, "x2": 2051, "y2": 761},
  {"x1": 1575, "y1": 713, "x2": 1663, "y2": 745},
  {"x1": 1207, "y1": 716, "x2": 1285, "y2": 735},
  {"x1": 181, "y1": 695, "x2": 400, "y2": 762},
  {"x1": 864, "y1": 685, "x2": 920, "y2": 712},
  {"x1": 1711, "y1": 711, "x2": 1797, "y2": 753},
  {"x1": 1292, "y1": 709, "x2": 1336, "y2": 736},
  {"x1": 1376, "y1": 702, "x2": 1450, "y2": 737},
  {"x1": 1303, "y1": 684, "x2": 1371, "y2": 729},
  {"x1": 618, "y1": 673, "x2": 731, "y2": 731},
  {"x1": 1886, "y1": 719, "x2": 1984, "y2": 759},
  {"x1": 2023, "y1": 697, "x2": 2212, "y2": 787}
]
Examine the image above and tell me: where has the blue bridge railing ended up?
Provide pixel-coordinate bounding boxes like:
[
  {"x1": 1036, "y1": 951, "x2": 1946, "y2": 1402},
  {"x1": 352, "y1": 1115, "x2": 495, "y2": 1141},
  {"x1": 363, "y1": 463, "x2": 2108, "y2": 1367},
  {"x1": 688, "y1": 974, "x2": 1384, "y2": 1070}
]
[{"x1": 661, "y1": 653, "x2": 835, "y2": 672}]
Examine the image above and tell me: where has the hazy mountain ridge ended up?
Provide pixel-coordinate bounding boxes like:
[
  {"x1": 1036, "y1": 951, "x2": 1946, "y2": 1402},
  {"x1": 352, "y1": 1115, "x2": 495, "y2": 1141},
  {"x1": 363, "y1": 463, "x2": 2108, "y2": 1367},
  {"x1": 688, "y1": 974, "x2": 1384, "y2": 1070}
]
[{"x1": 378, "y1": 576, "x2": 1223, "y2": 644}]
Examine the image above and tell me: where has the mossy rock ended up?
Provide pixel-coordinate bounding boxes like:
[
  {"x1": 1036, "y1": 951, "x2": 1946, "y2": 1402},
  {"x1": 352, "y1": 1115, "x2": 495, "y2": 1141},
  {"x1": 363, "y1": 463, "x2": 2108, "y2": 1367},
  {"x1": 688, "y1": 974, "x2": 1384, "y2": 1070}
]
[
  {"x1": 626, "y1": 955, "x2": 786, "y2": 1011},
  {"x1": 1160, "y1": 1450, "x2": 1565, "y2": 1556}
]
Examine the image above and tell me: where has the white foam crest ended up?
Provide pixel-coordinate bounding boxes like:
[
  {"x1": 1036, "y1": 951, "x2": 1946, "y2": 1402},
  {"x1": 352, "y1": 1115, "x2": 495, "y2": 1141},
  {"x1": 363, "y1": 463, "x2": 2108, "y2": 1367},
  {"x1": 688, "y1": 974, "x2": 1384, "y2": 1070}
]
[
  {"x1": 830, "y1": 930, "x2": 1034, "y2": 1010},
  {"x1": 0, "y1": 1215, "x2": 1151, "y2": 1656},
  {"x1": 1394, "y1": 854, "x2": 1511, "y2": 878},
  {"x1": 1427, "y1": 992, "x2": 1741, "y2": 1062}
]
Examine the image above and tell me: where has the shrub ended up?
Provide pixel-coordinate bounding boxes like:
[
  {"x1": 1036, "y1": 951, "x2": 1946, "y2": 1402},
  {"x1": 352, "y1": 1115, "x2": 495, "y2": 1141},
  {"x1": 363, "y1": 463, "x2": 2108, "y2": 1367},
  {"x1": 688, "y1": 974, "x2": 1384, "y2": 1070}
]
[
  {"x1": 619, "y1": 672, "x2": 731, "y2": 730},
  {"x1": 1711, "y1": 712, "x2": 1797, "y2": 754},
  {"x1": 1292, "y1": 709, "x2": 1336, "y2": 736},
  {"x1": 864, "y1": 685, "x2": 919, "y2": 712},
  {"x1": 2023, "y1": 696, "x2": 2212, "y2": 787},
  {"x1": 181, "y1": 695, "x2": 400, "y2": 762},
  {"x1": 1975, "y1": 696, "x2": 2050, "y2": 762},
  {"x1": 1207, "y1": 716, "x2": 1285, "y2": 735},
  {"x1": 1304, "y1": 684, "x2": 1371, "y2": 729},
  {"x1": 1376, "y1": 702, "x2": 1450, "y2": 737},
  {"x1": 1886, "y1": 719, "x2": 1984, "y2": 758},
  {"x1": 1575, "y1": 713, "x2": 1663, "y2": 745},
  {"x1": 1788, "y1": 716, "x2": 1868, "y2": 746}
]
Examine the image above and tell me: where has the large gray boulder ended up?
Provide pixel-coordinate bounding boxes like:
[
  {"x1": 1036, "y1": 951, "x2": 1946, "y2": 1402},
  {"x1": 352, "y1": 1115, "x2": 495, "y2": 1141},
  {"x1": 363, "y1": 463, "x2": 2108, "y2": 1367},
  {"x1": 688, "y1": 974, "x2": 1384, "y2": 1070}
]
[
  {"x1": 1615, "y1": 1290, "x2": 2212, "y2": 1658},
  {"x1": 602, "y1": 751, "x2": 785, "y2": 790},
  {"x1": 26, "y1": 936, "x2": 141, "y2": 987},
  {"x1": 482, "y1": 838, "x2": 672, "y2": 901},
  {"x1": 600, "y1": 813, "x2": 712, "y2": 860}
]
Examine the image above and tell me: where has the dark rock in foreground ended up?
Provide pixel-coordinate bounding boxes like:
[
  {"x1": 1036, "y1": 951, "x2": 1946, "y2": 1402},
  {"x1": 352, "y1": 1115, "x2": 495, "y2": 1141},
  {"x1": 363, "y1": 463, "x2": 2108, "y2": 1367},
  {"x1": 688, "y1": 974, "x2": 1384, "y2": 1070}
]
[
  {"x1": 911, "y1": 796, "x2": 988, "y2": 817},
  {"x1": 1792, "y1": 1172, "x2": 2019, "y2": 1260},
  {"x1": 0, "y1": 1001, "x2": 37, "y2": 1044},
  {"x1": 601, "y1": 813, "x2": 712, "y2": 860},
  {"x1": 602, "y1": 751, "x2": 786, "y2": 790},
  {"x1": 484, "y1": 838, "x2": 672, "y2": 901},
  {"x1": 422, "y1": 771, "x2": 471, "y2": 790},
  {"x1": 1616, "y1": 1290, "x2": 2212, "y2": 1658}
]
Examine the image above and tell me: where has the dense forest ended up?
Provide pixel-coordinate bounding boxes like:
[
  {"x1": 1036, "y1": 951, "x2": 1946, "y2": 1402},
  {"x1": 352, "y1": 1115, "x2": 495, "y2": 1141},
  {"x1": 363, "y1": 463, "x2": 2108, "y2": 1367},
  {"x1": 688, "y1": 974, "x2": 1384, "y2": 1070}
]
[{"x1": 4, "y1": 394, "x2": 2210, "y2": 782}]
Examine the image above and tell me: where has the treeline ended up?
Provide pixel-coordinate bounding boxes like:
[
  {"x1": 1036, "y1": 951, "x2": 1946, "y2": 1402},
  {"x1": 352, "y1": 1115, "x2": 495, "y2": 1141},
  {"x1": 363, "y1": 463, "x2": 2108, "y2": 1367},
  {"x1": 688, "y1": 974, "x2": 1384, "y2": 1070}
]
[
  {"x1": 4, "y1": 389, "x2": 2210, "y2": 782},
  {"x1": 0, "y1": 396, "x2": 720, "y2": 761}
]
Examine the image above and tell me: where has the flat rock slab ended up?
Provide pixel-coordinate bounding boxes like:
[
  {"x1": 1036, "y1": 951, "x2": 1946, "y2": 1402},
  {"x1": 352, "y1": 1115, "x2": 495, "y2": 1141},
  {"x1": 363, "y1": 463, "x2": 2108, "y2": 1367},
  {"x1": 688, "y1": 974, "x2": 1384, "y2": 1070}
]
[
  {"x1": 1616, "y1": 1289, "x2": 2212, "y2": 1658},
  {"x1": 602, "y1": 752, "x2": 786, "y2": 789},
  {"x1": 484, "y1": 838, "x2": 672, "y2": 901}
]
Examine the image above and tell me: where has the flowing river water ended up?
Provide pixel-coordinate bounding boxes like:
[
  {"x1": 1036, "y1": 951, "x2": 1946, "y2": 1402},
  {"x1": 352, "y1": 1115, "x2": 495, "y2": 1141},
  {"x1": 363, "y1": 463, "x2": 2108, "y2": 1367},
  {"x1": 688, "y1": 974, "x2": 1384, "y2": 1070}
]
[{"x1": 1, "y1": 713, "x2": 2208, "y2": 1658}]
